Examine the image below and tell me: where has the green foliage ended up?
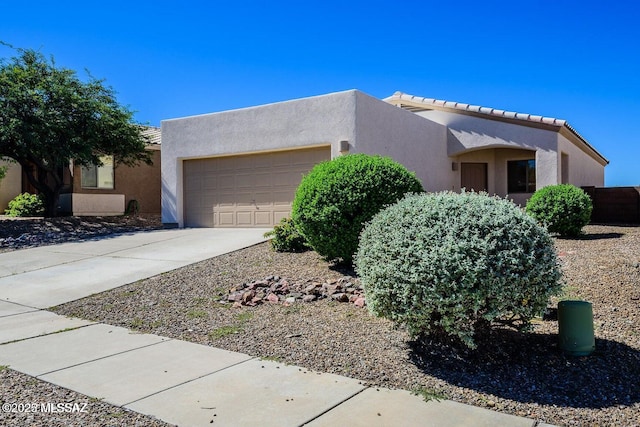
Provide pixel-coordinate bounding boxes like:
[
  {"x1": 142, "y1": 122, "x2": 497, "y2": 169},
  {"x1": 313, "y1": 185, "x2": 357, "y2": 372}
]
[
  {"x1": 525, "y1": 184, "x2": 592, "y2": 237},
  {"x1": 4, "y1": 192, "x2": 45, "y2": 217},
  {"x1": 411, "y1": 386, "x2": 447, "y2": 402},
  {"x1": 292, "y1": 154, "x2": 423, "y2": 263},
  {"x1": 0, "y1": 45, "x2": 151, "y2": 216},
  {"x1": 355, "y1": 191, "x2": 563, "y2": 349},
  {"x1": 263, "y1": 217, "x2": 309, "y2": 252},
  {"x1": 125, "y1": 199, "x2": 140, "y2": 215},
  {"x1": 0, "y1": 157, "x2": 15, "y2": 185}
]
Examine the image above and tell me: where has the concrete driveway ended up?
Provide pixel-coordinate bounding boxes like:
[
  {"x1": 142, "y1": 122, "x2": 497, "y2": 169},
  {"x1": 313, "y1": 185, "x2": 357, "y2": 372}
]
[{"x1": 0, "y1": 228, "x2": 270, "y2": 309}]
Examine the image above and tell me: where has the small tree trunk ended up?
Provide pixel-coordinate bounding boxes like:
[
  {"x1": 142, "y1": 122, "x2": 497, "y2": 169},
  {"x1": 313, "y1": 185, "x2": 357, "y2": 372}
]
[
  {"x1": 17, "y1": 159, "x2": 65, "y2": 217},
  {"x1": 42, "y1": 189, "x2": 61, "y2": 217}
]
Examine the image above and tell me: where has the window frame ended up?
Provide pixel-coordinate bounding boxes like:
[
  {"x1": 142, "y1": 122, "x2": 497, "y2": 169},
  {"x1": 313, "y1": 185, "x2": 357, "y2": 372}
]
[
  {"x1": 507, "y1": 159, "x2": 536, "y2": 193},
  {"x1": 81, "y1": 155, "x2": 115, "y2": 190}
]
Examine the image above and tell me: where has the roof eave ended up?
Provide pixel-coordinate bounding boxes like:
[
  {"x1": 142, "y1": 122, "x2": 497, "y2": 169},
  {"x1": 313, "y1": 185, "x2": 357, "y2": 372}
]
[
  {"x1": 559, "y1": 125, "x2": 609, "y2": 166},
  {"x1": 385, "y1": 92, "x2": 609, "y2": 166}
]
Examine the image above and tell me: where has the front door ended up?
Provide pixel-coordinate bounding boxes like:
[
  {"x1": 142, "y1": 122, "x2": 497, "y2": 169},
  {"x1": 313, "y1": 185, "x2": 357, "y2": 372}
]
[{"x1": 461, "y1": 163, "x2": 488, "y2": 192}]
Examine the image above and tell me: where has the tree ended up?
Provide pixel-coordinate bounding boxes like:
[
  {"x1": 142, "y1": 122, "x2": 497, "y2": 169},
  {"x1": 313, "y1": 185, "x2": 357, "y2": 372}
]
[{"x1": 0, "y1": 46, "x2": 151, "y2": 216}]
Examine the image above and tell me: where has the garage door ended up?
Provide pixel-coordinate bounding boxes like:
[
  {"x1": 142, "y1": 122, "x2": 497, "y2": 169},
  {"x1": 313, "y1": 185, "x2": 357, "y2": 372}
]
[{"x1": 183, "y1": 147, "x2": 330, "y2": 227}]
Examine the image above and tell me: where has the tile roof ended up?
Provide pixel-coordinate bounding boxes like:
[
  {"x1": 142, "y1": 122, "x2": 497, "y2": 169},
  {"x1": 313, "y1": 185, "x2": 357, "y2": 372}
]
[
  {"x1": 385, "y1": 91, "x2": 570, "y2": 125},
  {"x1": 141, "y1": 126, "x2": 161, "y2": 145},
  {"x1": 385, "y1": 92, "x2": 608, "y2": 165}
]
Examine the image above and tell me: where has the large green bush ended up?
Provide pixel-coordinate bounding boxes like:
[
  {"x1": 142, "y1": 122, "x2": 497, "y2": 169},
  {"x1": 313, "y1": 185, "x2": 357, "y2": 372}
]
[
  {"x1": 355, "y1": 191, "x2": 563, "y2": 349},
  {"x1": 5, "y1": 193, "x2": 45, "y2": 217},
  {"x1": 263, "y1": 217, "x2": 309, "y2": 253},
  {"x1": 525, "y1": 184, "x2": 592, "y2": 237},
  {"x1": 291, "y1": 154, "x2": 423, "y2": 263}
]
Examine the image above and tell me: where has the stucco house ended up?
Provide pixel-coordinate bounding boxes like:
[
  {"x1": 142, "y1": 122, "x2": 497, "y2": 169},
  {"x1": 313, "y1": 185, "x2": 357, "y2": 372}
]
[
  {"x1": 161, "y1": 90, "x2": 608, "y2": 228},
  {"x1": 0, "y1": 127, "x2": 161, "y2": 215},
  {"x1": 0, "y1": 158, "x2": 22, "y2": 212}
]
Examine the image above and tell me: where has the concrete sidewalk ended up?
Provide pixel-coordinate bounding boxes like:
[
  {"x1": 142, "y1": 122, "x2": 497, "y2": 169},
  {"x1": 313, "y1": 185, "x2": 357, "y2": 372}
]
[{"x1": 0, "y1": 229, "x2": 552, "y2": 426}]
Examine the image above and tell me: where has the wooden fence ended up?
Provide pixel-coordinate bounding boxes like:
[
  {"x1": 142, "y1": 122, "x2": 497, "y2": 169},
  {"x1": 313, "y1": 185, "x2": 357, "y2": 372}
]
[{"x1": 582, "y1": 186, "x2": 640, "y2": 224}]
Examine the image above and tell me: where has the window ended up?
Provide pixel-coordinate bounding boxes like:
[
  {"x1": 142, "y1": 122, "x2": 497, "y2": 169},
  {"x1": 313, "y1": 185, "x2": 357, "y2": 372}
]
[
  {"x1": 81, "y1": 155, "x2": 114, "y2": 189},
  {"x1": 561, "y1": 153, "x2": 569, "y2": 184},
  {"x1": 507, "y1": 159, "x2": 536, "y2": 193}
]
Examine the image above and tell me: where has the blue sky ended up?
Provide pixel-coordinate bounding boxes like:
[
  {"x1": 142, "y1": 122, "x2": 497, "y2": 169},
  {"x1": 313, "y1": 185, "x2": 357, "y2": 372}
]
[{"x1": 1, "y1": 1, "x2": 639, "y2": 186}]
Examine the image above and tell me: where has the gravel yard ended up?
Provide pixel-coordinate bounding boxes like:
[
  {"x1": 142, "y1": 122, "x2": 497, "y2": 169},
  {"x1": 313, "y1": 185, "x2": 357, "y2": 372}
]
[
  {"x1": 0, "y1": 215, "x2": 162, "y2": 253},
  {"x1": 0, "y1": 367, "x2": 171, "y2": 427},
  {"x1": 2, "y1": 217, "x2": 639, "y2": 426}
]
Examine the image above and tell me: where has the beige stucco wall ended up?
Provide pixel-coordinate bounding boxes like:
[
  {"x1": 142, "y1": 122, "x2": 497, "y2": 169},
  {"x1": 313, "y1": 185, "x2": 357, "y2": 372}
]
[
  {"x1": 72, "y1": 148, "x2": 161, "y2": 214},
  {"x1": 352, "y1": 91, "x2": 453, "y2": 192},
  {"x1": 557, "y1": 133, "x2": 605, "y2": 187},
  {"x1": 415, "y1": 109, "x2": 604, "y2": 203},
  {"x1": 162, "y1": 90, "x2": 607, "y2": 227},
  {"x1": 162, "y1": 90, "x2": 463, "y2": 226},
  {"x1": 59, "y1": 193, "x2": 125, "y2": 216},
  {"x1": 0, "y1": 160, "x2": 22, "y2": 212},
  {"x1": 162, "y1": 90, "x2": 360, "y2": 226}
]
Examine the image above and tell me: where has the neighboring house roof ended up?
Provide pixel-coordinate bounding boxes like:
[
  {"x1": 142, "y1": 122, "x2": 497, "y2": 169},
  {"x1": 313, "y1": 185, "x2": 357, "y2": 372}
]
[
  {"x1": 385, "y1": 91, "x2": 609, "y2": 166},
  {"x1": 141, "y1": 126, "x2": 161, "y2": 145}
]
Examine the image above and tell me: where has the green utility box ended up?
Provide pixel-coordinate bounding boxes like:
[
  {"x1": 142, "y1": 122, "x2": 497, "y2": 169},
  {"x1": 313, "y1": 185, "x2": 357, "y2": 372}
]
[{"x1": 558, "y1": 300, "x2": 595, "y2": 356}]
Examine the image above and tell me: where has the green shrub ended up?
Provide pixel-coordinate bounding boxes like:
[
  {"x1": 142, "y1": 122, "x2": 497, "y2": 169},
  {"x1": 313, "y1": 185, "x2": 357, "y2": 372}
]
[
  {"x1": 525, "y1": 184, "x2": 592, "y2": 237},
  {"x1": 291, "y1": 154, "x2": 424, "y2": 263},
  {"x1": 355, "y1": 191, "x2": 563, "y2": 349},
  {"x1": 125, "y1": 199, "x2": 140, "y2": 215},
  {"x1": 5, "y1": 193, "x2": 45, "y2": 217},
  {"x1": 263, "y1": 217, "x2": 309, "y2": 252}
]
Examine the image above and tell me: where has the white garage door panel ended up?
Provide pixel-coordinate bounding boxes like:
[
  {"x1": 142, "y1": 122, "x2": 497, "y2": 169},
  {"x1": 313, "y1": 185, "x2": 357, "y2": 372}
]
[
  {"x1": 255, "y1": 211, "x2": 272, "y2": 225},
  {"x1": 236, "y1": 212, "x2": 253, "y2": 226},
  {"x1": 218, "y1": 212, "x2": 234, "y2": 226},
  {"x1": 184, "y1": 147, "x2": 330, "y2": 227}
]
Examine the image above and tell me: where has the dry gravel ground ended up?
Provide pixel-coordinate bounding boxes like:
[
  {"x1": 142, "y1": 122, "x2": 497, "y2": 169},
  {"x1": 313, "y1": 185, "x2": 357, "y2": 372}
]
[
  {"x1": 0, "y1": 367, "x2": 171, "y2": 427},
  {"x1": 1, "y1": 217, "x2": 639, "y2": 426},
  {"x1": 0, "y1": 214, "x2": 163, "y2": 253}
]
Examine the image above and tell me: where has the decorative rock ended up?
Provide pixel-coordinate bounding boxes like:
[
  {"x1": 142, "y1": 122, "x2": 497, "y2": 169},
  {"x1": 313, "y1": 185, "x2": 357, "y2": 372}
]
[
  {"x1": 242, "y1": 290, "x2": 256, "y2": 303},
  {"x1": 304, "y1": 284, "x2": 319, "y2": 294},
  {"x1": 324, "y1": 284, "x2": 339, "y2": 295},
  {"x1": 228, "y1": 275, "x2": 365, "y2": 308},
  {"x1": 331, "y1": 293, "x2": 349, "y2": 302},
  {"x1": 353, "y1": 297, "x2": 366, "y2": 307},
  {"x1": 228, "y1": 292, "x2": 242, "y2": 302}
]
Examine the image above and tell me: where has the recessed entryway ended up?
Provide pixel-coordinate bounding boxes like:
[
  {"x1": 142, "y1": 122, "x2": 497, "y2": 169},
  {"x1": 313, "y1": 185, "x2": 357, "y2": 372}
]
[{"x1": 461, "y1": 162, "x2": 488, "y2": 192}]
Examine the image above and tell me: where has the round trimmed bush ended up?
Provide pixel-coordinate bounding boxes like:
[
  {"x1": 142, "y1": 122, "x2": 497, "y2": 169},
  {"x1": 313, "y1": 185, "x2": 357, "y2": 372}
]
[
  {"x1": 5, "y1": 192, "x2": 45, "y2": 217},
  {"x1": 355, "y1": 191, "x2": 563, "y2": 349},
  {"x1": 291, "y1": 154, "x2": 423, "y2": 263},
  {"x1": 525, "y1": 184, "x2": 592, "y2": 237}
]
